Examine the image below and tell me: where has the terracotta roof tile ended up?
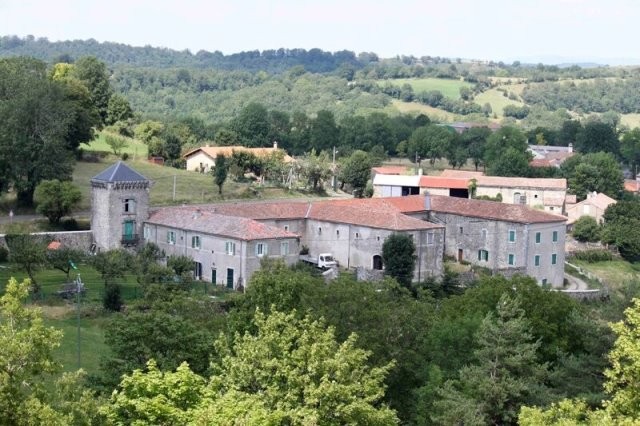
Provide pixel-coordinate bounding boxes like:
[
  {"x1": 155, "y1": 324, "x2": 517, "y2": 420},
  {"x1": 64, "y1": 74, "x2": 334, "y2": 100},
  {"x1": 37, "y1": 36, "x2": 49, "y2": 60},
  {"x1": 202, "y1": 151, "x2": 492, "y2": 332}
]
[
  {"x1": 385, "y1": 195, "x2": 567, "y2": 224},
  {"x1": 440, "y1": 169, "x2": 485, "y2": 178},
  {"x1": 476, "y1": 176, "x2": 567, "y2": 190},
  {"x1": 419, "y1": 176, "x2": 469, "y2": 189},
  {"x1": 625, "y1": 180, "x2": 639, "y2": 192},
  {"x1": 147, "y1": 207, "x2": 299, "y2": 241},
  {"x1": 372, "y1": 166, "x2": 410, "y2": 175},
  {"x1": 183, "y1": 146, "x2": 294, "y2": 162}
]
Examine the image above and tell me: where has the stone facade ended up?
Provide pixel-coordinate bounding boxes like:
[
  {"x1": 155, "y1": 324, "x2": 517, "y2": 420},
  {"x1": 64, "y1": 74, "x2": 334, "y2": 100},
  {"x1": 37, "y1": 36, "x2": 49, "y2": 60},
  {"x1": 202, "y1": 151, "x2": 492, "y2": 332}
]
[
  {"x1": 91, "y1": 181, "x2": 150, "y2": 251},
  {"x1": 301, "y1": 219, "x2": 444, "y2": 282},
  {"x1": 405, "y1": 210, "x2": 566, "y2": 287}
]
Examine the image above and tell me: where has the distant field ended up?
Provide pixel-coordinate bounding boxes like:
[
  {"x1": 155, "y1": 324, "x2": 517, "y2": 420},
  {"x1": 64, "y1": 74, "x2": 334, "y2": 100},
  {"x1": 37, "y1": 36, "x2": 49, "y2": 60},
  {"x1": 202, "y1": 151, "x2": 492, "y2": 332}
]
[
  {"x1": 390, "y1": 100, "x2": 461, "y2": 122},
  {"x1": 621, "y1": 113, "x2": 640, "y2": 129},
  {"x1": 474, "y1": 88, "x2": 524, "y2": 118},
  {"x1": 381, "y1": 78, "x2": 473, "y2": 99},
  {"x1": 81, "y1": 132, "x2": 149, "y2": 159}
]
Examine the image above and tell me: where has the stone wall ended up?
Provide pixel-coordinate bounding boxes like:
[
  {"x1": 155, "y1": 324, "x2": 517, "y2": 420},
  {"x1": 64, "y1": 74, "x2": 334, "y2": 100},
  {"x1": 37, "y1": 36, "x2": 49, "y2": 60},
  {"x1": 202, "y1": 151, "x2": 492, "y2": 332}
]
[{"x1": 0, "y1": 231, "x2": 93, "y2": 250}]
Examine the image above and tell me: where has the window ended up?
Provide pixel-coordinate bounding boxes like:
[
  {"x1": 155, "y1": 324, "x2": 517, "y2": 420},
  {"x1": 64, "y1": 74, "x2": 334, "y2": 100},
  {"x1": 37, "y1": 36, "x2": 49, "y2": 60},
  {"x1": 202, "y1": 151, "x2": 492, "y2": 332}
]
[
  {"x1": 281, "y1": 241, "x2": 289, "y2": 255},
  {"x1": 225, "y1": 241, "x2": 236, "y2": 255},
  {"x1": 535, "y1": 232, "x2": 541, "y2": 244},
  {"x1": 552, "y1": 231, "x2": 558, "y2": 243},
  {"x1": 534, "y1": 255, "x2": 540, "y2": 266},
  {"x1": 477, "y1": 249, "x2": 489, "y2": 262},
  {"x1": 194, "y1": 262, "x2": 202, "y2": 280},
  {"x1": 284, "y1": 225, "x2": 289, "y2": 232},
  {"x1": 508, "y1": 230, "x2": 516, "y2": 243},
  {"x1": 255, "y1": 243, "x2": 267, "y2": 257},
  {"x1": 551, "y1": 253, "x2": 557, "y2": 265},
  {"x1": 191, "y1": 235, "x2": 201, "y2": 249},
  {"x1": 123, "y1": 198, "x2": 136, "y2": 213},
  {"x1": 427, "y1": 232, "x2": 434, "y2": 245},
  {"x1": 508, "y1": 254, "x2": 515, "y2": 266},
  {"x1": 318, "y1": 227, "x2": 322, "y2": 235},
  {"x1": 459, "y1": 226, "x2": 464, "y2": 234},
  {"x1": 143, "y1": 225, "x2": 150, "y2": 239},
  {"x1": 542, "y1": 278, "x2": 548, "y2": 285},
  {"x1": 355, "y1": 232, "x2": 360, "y2": 239},
  {"x1": 167, "y1": 231, "x2": 176, "y2": 245},
  {"x1": 336, "y1": 230, "x2": 340, "y2": 238}
]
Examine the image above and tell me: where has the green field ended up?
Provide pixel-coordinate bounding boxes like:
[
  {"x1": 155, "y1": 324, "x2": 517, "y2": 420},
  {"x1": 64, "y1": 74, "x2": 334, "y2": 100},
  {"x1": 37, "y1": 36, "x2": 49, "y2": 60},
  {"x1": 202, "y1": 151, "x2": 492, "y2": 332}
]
[
  {"x1": 390, "y1": 100, "x2": 462, "y2": 122},
  {"x1": 80, "y1": 131, "x2": 148, "y2": 158},
  {"x1": 381, "y1": 78, "x2": 473, "y2": 99},
  {"x1": 474, "y1": 88, "x2": 524, "y2": 118}
]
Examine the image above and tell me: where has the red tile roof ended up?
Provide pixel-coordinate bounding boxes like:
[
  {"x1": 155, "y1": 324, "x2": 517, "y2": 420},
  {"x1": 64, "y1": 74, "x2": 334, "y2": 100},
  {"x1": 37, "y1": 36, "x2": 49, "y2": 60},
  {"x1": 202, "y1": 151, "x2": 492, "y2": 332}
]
[
  {"x1": 372, "y1": 166, "x2": 409, "y2": 175},
  {"x1": 476, "y1": 176, "x2": 567, "y2": 190},
  {"x1": 419, "y1": 176, "x2": 470, "y2": 189},
  {"x1": 183, "y1": 146, "x2": 294, "y2": 163},
  {"x1": 385, "y1": 195, "x2": 567, "y2": 224},
  {"x1": 625, "y1": 180, "x2": 640, "y2": 192},
  {"x1": 147, "y1": 207, "x2": 300, "y2": 241},
  {"x1": 208, "y1": 199, "x2": 441, "y2": 231},
  {"x1": 440, "y1": 169, "x2": 485, "y2": 178}
]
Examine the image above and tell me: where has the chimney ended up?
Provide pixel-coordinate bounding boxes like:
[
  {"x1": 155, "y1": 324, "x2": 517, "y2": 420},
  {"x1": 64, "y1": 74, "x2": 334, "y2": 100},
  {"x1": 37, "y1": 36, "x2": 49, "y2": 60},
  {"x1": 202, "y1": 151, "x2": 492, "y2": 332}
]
[
  {"x1": 424, "y1": 191, "x2": 431, "y2": 211},
  {"x1": 273, "y1": 141, "x2": 278, "y2": 149},
  {"x1": 568, "y1": 143, "x2": 573, "y2": 153}
]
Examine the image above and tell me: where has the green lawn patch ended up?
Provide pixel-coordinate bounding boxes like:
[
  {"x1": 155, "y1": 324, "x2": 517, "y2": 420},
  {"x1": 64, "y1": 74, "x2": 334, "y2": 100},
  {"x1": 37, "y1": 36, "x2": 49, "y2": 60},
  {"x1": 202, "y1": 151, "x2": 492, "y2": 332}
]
[
  {"x1": 570, "y1": 259, "x2": 640, "y2": 291},
  {"x1": 381, "y1": 78, "x2": 473, "y2": 99},
  {"x1": 80, "y1": 131, "x2": 148, "y2": 158}
]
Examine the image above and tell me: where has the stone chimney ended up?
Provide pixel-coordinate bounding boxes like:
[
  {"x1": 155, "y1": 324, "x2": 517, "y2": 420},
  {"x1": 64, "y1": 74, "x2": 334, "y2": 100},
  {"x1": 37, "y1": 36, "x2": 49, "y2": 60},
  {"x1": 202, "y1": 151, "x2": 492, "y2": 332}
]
[{"x1": 424, "y1": 191, "x2": 431, "y2": 211}]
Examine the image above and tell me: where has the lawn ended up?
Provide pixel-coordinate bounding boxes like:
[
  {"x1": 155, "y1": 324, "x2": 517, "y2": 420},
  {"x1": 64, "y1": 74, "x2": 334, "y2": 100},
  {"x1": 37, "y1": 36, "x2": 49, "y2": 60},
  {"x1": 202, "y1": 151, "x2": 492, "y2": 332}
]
[
  {"x1": 570, "y1": 259, "x2": 640, "y2": 291},
  {"x1": 80, "y1": 131, "x2": 148, "y2": 159},
  {"x1": 73, "y1": 158, "x2": 284, "y2": 210},
  {"x1": 381, "y1": 78, "x2": 473, "y2": 99},
  {"x1": 390, "y1": 100, "x2": 462, "y2": 122}
]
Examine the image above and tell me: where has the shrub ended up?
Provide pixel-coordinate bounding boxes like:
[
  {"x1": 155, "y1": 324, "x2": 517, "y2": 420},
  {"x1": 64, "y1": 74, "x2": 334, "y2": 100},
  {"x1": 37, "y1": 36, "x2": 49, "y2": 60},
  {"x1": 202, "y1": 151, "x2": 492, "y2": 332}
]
[
  {"x1": 571, "y1": 249, "x2": 613, "y2": 263},
  {"x1": 121, "y1": 152, "x2": 129, "y2": 161},
  {"x1": 103, "y1": 283, "x2": 123, "y2": 312},
  {"x1": 0, "y1": 246, "x2": 8, "y2": 262},
  {"x1": 572, "y1": 216, "x2": 601, "y2": 242}
]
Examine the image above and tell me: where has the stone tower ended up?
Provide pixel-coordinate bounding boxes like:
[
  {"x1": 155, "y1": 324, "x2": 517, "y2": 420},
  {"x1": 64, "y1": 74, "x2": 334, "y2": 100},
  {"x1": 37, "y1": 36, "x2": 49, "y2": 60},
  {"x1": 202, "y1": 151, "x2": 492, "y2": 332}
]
[{"x1": 91, "y1": 162, "x2": 151, "y2": 251}]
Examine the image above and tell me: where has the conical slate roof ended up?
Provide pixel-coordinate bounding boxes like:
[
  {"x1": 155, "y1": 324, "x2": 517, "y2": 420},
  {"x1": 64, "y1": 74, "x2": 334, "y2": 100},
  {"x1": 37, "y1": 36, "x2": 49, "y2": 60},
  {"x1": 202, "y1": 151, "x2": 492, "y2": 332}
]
[{"x1": 91, "y1": 161, "x2": 148, "y2": 183}]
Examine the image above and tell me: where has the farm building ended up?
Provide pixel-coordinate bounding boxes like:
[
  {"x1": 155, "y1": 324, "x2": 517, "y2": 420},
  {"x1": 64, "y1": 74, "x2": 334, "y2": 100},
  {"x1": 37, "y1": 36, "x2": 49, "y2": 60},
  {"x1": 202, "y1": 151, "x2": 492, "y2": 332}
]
[{"x1": 183, "y1": 142, "x2": 294, "y2": 173}]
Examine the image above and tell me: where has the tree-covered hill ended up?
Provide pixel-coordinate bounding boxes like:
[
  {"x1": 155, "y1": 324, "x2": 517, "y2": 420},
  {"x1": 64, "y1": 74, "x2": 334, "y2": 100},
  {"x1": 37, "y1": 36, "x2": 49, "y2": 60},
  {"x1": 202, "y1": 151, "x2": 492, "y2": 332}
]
[{"x1": 0, "y1": 35, "x2": 363, "y2": 73}]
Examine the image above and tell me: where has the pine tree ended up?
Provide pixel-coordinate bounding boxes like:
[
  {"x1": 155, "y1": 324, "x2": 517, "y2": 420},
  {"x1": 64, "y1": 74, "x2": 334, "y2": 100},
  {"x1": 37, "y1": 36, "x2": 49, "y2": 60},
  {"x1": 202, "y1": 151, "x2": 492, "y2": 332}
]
[{"x1": 433, "y1": 294, "x2": 549, "y2": 425}]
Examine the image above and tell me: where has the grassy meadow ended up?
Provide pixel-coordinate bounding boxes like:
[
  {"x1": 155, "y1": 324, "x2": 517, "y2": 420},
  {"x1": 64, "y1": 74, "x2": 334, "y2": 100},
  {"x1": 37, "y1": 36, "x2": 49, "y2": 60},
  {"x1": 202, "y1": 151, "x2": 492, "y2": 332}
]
[
  {"x1": 474, "y1": 88, "x2": 524, "y2": 118},
  {"x1": 382, "y1": 78, "x2": 473, "y2": 99},
  {"x1": 80, "y1": 131, "x2": 149, "y2": 158}
]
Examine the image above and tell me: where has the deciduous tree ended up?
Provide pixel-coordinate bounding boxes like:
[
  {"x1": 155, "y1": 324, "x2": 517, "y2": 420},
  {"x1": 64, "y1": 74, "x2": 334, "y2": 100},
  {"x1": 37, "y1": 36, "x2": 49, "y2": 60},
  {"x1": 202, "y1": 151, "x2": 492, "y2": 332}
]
[{"x1": 34, "y1": 179, "x2": 82, "y2": 224}]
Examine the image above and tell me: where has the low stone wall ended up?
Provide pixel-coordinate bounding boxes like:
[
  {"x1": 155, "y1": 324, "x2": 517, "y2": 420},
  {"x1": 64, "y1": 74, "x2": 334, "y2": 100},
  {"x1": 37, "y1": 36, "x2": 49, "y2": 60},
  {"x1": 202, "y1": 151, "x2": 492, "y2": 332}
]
[
  {"x1": 355, "y1": 267, "x2": 384, "y2": 282},
  {"x1": 0, "y1": 231, "x2": 94, "y2": 251}
]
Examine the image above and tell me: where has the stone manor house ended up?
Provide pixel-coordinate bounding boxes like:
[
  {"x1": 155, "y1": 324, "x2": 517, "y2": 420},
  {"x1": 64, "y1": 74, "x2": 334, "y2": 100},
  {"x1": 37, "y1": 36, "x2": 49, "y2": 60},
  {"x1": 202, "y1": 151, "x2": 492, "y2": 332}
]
[{"x1": 91, "y1": 162, "x2": 568, "y2": 289}]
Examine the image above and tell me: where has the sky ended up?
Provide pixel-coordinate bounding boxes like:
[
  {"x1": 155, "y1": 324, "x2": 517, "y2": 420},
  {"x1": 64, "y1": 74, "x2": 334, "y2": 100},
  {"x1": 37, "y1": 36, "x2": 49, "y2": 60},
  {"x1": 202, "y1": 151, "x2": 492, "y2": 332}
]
[{"x1": 1, "y1": 0, "x2": 639, "y2": 64}]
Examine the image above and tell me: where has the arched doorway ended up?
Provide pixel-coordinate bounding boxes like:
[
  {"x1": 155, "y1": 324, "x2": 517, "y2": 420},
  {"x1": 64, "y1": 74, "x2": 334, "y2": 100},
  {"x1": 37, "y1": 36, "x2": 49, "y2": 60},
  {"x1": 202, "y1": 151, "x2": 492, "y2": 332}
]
[{"x1": 372, "y1": 255, "x2": 383, "y2": 270}]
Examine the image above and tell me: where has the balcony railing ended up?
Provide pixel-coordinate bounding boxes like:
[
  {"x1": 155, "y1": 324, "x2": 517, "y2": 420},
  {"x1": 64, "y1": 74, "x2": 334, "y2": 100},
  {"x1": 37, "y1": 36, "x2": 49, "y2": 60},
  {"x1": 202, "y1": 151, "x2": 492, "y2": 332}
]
[{"x1": 121, "y1": 234, "x2": 139, "y2": 246}]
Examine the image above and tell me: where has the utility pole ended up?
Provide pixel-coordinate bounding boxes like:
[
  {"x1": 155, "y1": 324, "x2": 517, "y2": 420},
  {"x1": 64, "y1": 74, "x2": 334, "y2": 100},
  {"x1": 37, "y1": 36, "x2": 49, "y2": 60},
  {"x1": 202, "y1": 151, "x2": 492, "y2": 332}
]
[
  {"x1": 172, "y1": 175, "x2": 177, "y2": 201},
  {"x1": 332, "y1": 146, "x2": 338, "y2": 191}
]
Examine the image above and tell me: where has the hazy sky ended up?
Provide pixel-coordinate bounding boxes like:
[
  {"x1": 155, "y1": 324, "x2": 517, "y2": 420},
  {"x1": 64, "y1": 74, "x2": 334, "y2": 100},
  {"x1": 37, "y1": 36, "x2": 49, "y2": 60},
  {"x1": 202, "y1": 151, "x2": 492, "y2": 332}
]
[{"x1": 1, "y1": 0, "x2": 638, "y2": 63}]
